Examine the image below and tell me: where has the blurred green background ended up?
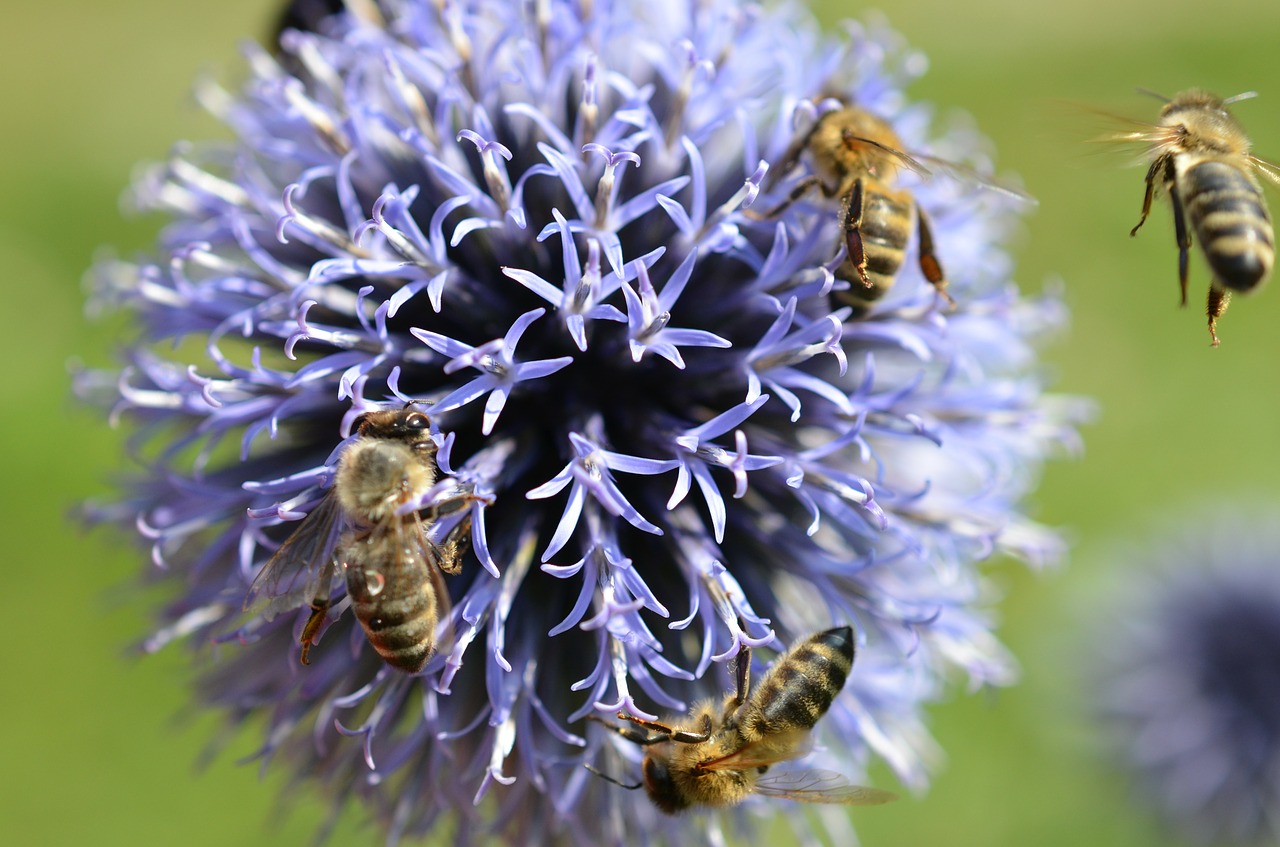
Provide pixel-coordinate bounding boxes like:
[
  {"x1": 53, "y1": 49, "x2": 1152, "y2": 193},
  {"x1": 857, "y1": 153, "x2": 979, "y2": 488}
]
[{"x1": 7, "y1": 0, "x2": 1280, "y2": 844}]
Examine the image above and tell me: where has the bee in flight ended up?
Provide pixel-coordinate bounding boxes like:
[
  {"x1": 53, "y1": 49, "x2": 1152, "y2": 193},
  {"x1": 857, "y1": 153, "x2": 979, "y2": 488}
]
[
  {"x1": 752, "y1": 103, "x2": 1030, "y2": 312},
  {"x1": 244, "y1": 404, "x2": 477, "y2": 673},
  {"x1": 1116, "y1": 88, "x2": 1279, "y2": 346},
  {"x1": 588, "y1": 626, "x2": 897, "y2": 813}
]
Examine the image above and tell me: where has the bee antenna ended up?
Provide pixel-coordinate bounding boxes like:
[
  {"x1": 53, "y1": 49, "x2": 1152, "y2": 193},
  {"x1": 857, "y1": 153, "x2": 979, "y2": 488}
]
[
  {"x1": 1223, "y1": 91, "x2": 1260, "y2": 106},
  {"x1": 584, "y1": 764, "x2": 643, "y2": 791},
  {"x1": 1134, "y1": 87, "x2": 1171, "y2": 103},
  {"x1": 400, "y1": 398, "x2": 437, "y2": 409}
]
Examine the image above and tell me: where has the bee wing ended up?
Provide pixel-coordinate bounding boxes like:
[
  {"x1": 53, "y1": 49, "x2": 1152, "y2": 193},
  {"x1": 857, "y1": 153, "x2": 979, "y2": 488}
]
[
  {"x1": 243, "y1": 494, "x2": 344, "y2": 620},
  {"x1": 849, "y1": 135, "x2": 933, "y2": 179},
  {"x1": 418, "y1": 511, "x2": 460, "y2": 650},
  {"x1": 376, "y1": 510, "x2": 455, "y2": 649},
  {"x1": 1085, "y1": 108, "x2": 1185, "y2": 163},
  {"x1": 700, "y1": 727, "x2": 814, "y2": 771},
  {"x1": 1248, "y1": 154, "x2": 1280, "y2": 188},
  {"x1": 1100, "y1": 125, "x2": 1181, "y2": 149},
  {"x1": 425, "y1": 539, "x2": 455, "y2": 655},
  {"x1": 850, "y1": 130, "x2": 1034, "y2": 203},
  {"x1": 908, "y1": 152, "x2": 1036, "y2": 204},
  {"x1": 753, "y1": 769, "x2": 899, "y2": 806},
  {"x1": 401, "y1": 512, "x2": 453, "y2": 608}
]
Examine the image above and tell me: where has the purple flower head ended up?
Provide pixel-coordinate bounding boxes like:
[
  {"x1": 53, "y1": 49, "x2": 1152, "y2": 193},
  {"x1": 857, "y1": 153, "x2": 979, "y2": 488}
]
[
  {"x1": 83, "y1": 0, "x2": 1084, "y2": 844},
  {"x1": 1096, "y1": 511, "x2": 1280, "y2": 846}
]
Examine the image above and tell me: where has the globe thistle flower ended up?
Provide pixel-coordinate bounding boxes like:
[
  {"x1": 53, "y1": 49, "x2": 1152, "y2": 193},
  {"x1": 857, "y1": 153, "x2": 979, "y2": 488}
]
[
  {"x1": 1096, "y1": 513, "x2": 1280, "y2": 846},
  {"x1": 82, "y1": 0, "x2": 1082, "y2": 843}
]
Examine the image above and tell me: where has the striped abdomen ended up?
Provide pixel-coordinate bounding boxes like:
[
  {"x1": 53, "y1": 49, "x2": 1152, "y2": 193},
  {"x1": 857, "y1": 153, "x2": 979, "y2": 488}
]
[
  {"x1": 835, "y1": 185, "x2": 914, "y2": 307},
  {"x1": 1181, "y1": 159, "x2": 1275, "y2": 292},
  {"x1": 746, "y1": 626, "x2": 855, "y2": 734},
  {"x1": 344, "y1": 532, "x2": 438, "y2": 674}
]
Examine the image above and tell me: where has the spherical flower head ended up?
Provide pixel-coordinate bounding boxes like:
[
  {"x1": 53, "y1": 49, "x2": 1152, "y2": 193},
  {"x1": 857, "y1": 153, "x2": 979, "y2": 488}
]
[
  {"x1": 1096, "y1": 512, "x2": 1280, "y2": 846},
  {"x1": 81, "y1": 1, "x2": 1083, "y2": 843}
]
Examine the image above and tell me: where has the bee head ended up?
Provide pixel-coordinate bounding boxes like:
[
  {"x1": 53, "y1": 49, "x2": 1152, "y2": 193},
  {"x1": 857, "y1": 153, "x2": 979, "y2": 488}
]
[{"x1": 351, "y1": 406, "x2": 435, "y2": 446}]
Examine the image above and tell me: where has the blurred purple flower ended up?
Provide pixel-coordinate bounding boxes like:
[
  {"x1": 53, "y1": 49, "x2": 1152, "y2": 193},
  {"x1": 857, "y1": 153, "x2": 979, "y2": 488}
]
[
  {"x1": 82, "y1": 0, "x2": 1083, "y2": 843},
  {"x1": 1097, "y1": 513, "x2": 1280, "y2": 846}
]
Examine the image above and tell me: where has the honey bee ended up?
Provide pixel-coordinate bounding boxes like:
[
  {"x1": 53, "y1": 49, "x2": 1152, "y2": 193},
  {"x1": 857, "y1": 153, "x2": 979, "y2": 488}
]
[
  {"x1": 754, "y1": 104, "x2": 1029, "y2": 311},
  {"x1": 1117, "y1": 88, "x2": 1280, "y2": 346},
  {"x1": 244, "y1": 404, "x2": 476, "y2": 673},
  {"x1": 590, "y1": 626, "x2": 897, "y2": 813}
]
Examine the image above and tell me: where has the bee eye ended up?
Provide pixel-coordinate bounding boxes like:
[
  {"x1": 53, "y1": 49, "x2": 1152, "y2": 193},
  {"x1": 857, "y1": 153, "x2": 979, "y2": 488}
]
[
  {"x1": 405, "y1": 413, "x2": 429, "y2": 430},
  {"x1": 352, "y1": 413, "x2": 371, "y2": 432}
]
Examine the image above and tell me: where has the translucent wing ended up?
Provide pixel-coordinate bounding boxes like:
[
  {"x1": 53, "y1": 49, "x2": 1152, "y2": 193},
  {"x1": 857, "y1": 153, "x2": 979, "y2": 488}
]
[
  {"x1": 1083, "y1": 105, "x2": 1186, "y2": 164},
  {"x1": 366, "y1": 508, "x2": 456, "y2": 643},
  {"x1": 1100, "y1": 124, "x2": 1181, "y2": 151},
  {"x1": 1248, "y1": 154, "x2": 1280, "y2": 188},
  {"x1": 845, "y1": 134, "x2": 933, "y2": 179},
  {"x1": 753, "y1": 769, "x2": 899, "y2": 805},
  {"x1": 909, "y1": 152, "x2": 1037, "y2": 204},
  {"x1": 423, "y1": 532, "x2": 455, "y2": 656},
  {"x1": 243, "y1": 494, "x2": 345, "y2": 621},
  {"x1": 419, "y1": 509, "x2": 468, "y2": 648},
  {"x1": 700, "y1": 727, "x2": 813, "y2": 771},
  {"x1": 841, "y1": 131, "x2": 1034, "y2": 203}
]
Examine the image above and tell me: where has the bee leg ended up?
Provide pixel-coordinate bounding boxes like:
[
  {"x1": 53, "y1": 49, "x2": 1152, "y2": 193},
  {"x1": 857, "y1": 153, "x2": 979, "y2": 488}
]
[
  {"x1": 675, "y1": 713, "x2": 714, "y2": 744},
  {"x1": 1206, "y1": 286, "x2": 1230, "y2": 347},
  {"x1": 616, "y1": 711, "x2": 714, "y2": 745},
  {"x1": 436, "y1": 515, "x2": 472, "y2": 575},
  {"x1": 299, "y1": 598, "x2": 331, "y2": 665},
  {"x1": 585, "y1": 713, "x2": 667, "y2": 746},
  {"x1": 422, "y1": 490, "x2": 486, "y2": 524},
  {"x1": 761, "y1": 120, "x2": 823, "y2": 193},
  {"x1": 743, "y1": 174, "x2": 821, "y2": 220},
  {"x1": 1130, "y1": 157, "x2": 1162, "y2": 237},
  {"x1": 843, "y1": 178, "x2": 871, "y2": 287},
  {"x1": 728, "y1": 642, "x2": 752, "y2": 712},
  {"x1": 298, "y1": 554, "x2": 340, "y2": 665},
  {"x1": 1169, "y1": 182, "x2": 1192, "y2": 307},
  {"x1": 915, "y1": 205, "x2": 953, "y2": 309}
]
